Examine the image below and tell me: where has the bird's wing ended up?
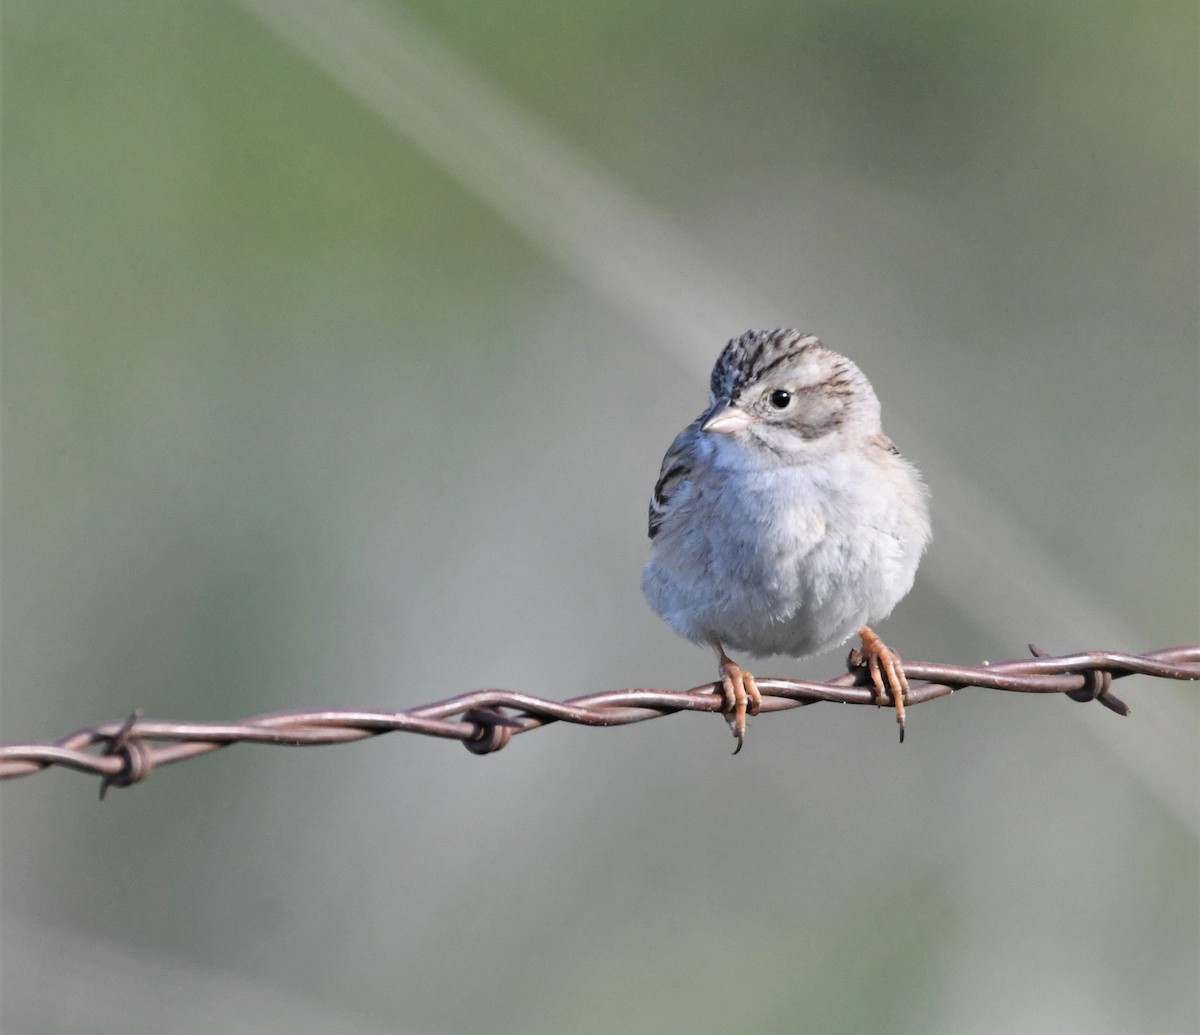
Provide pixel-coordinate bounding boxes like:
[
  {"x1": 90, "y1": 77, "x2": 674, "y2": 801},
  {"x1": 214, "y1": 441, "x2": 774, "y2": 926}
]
[{"x1": 648, "y1": 418, "x2": 702, "y2": 540}]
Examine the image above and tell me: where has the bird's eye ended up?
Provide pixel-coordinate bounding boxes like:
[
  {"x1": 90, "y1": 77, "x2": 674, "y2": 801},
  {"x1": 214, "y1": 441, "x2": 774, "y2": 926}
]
[{"x1": 768, "y1": 389, "x2": 792, "y2": 409}]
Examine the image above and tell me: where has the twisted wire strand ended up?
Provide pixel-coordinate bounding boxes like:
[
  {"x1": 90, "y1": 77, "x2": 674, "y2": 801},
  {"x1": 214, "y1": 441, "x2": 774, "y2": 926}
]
[{"x1": 2, "y1": 645, "x2": 1196, "y2": 796}]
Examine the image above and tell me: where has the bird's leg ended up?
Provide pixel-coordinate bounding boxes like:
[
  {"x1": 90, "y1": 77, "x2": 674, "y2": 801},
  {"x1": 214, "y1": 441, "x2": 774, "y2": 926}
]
[
  {"x1": 711, "y1": 641, "x2": 761, "y2": 754},
  {"x1": 855, "y1": 626, "x2": 910, "y2": 742}
]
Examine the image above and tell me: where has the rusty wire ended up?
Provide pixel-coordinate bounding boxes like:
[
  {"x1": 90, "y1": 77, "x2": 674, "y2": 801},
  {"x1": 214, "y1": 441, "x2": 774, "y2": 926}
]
[{"x1": 1, "y1": 645, "x2": 1196, "y2": 797}]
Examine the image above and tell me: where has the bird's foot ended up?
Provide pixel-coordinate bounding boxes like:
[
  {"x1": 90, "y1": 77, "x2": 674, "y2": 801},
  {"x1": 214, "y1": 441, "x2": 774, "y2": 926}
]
[
  {"x1": 712, "y1": 643, "x2": 761, "y2": 754},
  {"x1": 851, "y1": 626, "x2": 910, "y2": 742}
]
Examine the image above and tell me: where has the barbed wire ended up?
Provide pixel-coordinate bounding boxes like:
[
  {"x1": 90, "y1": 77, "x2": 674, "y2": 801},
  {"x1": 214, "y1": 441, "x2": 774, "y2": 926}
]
[{"x1": 2, "y1": 645, "x2": 1196, "y2": 797}]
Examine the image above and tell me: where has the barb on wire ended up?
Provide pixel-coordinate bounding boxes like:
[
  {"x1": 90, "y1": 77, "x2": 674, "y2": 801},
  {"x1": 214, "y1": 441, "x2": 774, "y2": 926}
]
[{"x1": 2, "y1": 645, "x2": 1196, "y2": 796}]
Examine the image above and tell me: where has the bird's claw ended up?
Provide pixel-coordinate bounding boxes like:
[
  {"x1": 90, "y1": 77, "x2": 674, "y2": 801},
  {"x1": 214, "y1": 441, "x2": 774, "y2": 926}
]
[
  {"x1": 856, "y1": 626, "x2": 910, "y2": 742},
  {"x1": 714, "y1": 645, "x2": 760, "y2": 753}
]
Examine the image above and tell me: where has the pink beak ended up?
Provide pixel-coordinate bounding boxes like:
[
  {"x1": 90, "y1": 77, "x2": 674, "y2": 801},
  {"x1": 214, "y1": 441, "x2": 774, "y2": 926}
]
[{"x1": 701, "y1": 401, "x2": 752, "y2": 434}]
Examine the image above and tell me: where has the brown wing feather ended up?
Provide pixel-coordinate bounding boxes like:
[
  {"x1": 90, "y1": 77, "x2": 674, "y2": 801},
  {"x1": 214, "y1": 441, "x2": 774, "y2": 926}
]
[{"x1": 648, "y1": 418, "x2": 701, "y2": 540}]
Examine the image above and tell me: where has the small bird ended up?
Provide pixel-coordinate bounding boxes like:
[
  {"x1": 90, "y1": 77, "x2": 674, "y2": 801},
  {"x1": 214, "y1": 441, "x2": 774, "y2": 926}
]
[{"x1": 642, "y1": 329, "x2": 931, "y2": 751}]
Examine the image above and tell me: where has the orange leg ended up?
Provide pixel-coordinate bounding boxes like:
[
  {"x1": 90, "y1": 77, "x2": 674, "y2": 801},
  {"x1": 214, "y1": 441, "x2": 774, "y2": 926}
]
[
  {"x1": 857, "y1": 626, "x2": 910, "y2": 742},
  {"x1": 711, "y1": 641, "x2": 761, "y2": 754}
]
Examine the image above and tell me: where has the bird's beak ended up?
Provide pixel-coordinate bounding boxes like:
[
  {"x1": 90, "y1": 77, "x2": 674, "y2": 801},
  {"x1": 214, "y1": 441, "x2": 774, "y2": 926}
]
[{"x1": 701, "y1": 401, "x2": 752, "y2": 435}]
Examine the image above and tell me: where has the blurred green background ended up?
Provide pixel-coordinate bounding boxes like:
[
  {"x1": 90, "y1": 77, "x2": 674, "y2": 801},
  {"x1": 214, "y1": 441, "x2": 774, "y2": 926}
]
[{"x1": 3, "y1": 1, "x2": 1196, "y2": 1032}]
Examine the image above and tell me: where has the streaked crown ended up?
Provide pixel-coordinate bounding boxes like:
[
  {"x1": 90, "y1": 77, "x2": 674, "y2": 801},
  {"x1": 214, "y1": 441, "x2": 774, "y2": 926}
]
[{"x1": 710, "y1": 328, "x2": 824, "y2": 402}]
